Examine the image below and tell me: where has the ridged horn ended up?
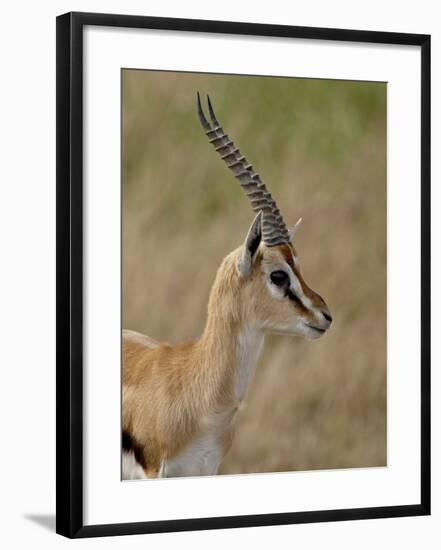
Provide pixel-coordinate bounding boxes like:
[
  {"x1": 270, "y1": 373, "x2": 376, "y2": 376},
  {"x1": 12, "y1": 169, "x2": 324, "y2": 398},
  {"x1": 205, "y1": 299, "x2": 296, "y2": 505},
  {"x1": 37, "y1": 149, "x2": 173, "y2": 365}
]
[{"x1": 196, "y1": 92, "x2": 291, "y2": 247}]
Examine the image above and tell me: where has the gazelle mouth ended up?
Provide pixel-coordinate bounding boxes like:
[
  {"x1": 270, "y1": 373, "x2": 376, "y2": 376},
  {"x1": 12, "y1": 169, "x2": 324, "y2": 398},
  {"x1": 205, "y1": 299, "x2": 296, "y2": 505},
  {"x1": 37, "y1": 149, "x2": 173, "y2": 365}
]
[{"x1": 304, "y1": 323, "x2": 326, "y2": 334}]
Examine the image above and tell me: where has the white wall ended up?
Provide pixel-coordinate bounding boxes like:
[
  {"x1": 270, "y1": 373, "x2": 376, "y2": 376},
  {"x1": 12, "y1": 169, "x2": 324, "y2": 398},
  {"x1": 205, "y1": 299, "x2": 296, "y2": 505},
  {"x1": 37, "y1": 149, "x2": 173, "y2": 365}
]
[{"x1": 0, "y1": 1, "x2": 438, "y2": 548}]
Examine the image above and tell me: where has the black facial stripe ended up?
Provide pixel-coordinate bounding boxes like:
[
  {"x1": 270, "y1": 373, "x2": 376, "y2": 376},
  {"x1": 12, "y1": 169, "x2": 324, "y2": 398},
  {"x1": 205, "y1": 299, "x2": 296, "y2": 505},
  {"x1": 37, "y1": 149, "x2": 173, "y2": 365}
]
[
  {"x1": 270, "y1": 268, "x2": 308, "y2": 312},
  {"x1": 286, "y1": 288, "x2": 307, "y2": 311}
]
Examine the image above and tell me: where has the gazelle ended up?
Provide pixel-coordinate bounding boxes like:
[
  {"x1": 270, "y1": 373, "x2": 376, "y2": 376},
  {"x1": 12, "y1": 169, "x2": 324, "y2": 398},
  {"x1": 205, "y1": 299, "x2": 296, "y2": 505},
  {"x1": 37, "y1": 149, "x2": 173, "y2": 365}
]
[{"x1": 122, "y1": 94, "x2": 332, "y2": 479}]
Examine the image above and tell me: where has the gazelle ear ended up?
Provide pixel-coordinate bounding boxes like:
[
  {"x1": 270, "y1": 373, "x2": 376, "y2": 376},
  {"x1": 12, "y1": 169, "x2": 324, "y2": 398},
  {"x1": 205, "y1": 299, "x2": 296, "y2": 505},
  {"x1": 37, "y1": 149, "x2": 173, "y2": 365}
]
[
  {"x1": 237, "y1": 211, "x2": 262, "y2": 277},
  {"x1": 288, "y1": 217, "x2": 303, "y2": 240}
]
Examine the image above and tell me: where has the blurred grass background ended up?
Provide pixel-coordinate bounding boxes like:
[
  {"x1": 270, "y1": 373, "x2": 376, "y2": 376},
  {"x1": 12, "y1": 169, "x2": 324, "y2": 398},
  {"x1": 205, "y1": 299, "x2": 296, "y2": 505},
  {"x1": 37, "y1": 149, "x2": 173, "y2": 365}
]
[{"x1": 122, "y1": 69, "x2": 387, "y2": 474}]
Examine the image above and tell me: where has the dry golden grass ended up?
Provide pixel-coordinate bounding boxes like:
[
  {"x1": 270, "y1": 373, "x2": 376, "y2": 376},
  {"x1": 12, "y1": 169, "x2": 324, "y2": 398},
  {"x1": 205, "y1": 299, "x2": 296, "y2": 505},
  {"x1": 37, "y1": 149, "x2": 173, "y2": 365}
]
[{"x1": 122, "y1": 69, "x2": 387, "y2": 474}]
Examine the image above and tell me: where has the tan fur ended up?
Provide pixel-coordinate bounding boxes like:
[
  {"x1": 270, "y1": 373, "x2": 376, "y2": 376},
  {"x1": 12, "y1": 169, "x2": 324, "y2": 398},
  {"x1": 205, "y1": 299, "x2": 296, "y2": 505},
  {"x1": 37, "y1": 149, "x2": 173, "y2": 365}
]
[{"x1": 123, "y1": 242, "x2": 330, "y2": 477}]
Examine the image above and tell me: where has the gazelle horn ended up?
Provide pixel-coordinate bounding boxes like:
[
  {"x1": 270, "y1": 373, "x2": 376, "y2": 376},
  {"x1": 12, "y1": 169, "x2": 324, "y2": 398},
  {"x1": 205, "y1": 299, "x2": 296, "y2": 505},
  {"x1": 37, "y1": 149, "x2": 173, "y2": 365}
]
[{"x1": 197, "y1": 93, "x2": 291, "y2": 247}]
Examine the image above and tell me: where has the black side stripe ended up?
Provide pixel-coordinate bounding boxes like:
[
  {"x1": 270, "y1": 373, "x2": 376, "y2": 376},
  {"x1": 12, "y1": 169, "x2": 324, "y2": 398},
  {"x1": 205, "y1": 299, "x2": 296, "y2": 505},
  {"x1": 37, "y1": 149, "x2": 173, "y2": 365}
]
[{"x1": 122, "y1": 430, "x2": 146, "y2": 469}]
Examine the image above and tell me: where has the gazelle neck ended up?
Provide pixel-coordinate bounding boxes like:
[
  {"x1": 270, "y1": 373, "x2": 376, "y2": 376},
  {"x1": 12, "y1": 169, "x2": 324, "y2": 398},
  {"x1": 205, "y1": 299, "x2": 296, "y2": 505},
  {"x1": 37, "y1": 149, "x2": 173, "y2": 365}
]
[
  {"x1": 197, "y1": 253, "x2": 265, "y2": 407},
  {"x1": 199, "y1": 314, "x2": 264, "y2": 408}
]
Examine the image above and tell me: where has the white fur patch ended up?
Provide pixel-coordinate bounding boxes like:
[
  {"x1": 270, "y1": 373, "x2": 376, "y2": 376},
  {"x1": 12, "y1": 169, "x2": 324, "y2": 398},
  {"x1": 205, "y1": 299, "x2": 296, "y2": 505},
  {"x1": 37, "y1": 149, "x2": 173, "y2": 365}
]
[
  {"x1": 235, "y1": 328, "x2": 264, "y2": 401},
  {"x1": 159, "y1": 432, "x2": 224, "y2": 478},
  {"x1": 122, "y1": 451, "x2": 147, "y2": 480}
]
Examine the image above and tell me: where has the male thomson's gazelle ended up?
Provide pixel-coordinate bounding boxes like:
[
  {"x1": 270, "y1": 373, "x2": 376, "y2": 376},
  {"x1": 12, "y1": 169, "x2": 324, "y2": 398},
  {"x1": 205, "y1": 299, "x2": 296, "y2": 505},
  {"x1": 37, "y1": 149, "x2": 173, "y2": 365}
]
[{"x1": 122, "y1": 94, "x2": 332, "y2": 479}]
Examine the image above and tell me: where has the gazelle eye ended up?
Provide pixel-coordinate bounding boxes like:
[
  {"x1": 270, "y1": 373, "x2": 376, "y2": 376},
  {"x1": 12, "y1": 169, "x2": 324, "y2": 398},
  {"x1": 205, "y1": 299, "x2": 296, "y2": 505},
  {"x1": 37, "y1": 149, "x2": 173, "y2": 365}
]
[{"x1": 270, "y1": 270, "x2": 288, "y2": 286}]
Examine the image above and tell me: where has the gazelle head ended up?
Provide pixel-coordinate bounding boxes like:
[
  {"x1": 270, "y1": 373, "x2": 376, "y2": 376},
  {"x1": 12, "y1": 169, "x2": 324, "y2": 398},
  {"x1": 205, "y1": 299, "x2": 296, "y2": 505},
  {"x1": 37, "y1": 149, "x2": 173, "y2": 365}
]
[
  {"x1": 198, "y1": 94, "x2": 332, "y2": 340},
  {"x1": 236, "y1": 212, "x2": 331, "y2": 339}
]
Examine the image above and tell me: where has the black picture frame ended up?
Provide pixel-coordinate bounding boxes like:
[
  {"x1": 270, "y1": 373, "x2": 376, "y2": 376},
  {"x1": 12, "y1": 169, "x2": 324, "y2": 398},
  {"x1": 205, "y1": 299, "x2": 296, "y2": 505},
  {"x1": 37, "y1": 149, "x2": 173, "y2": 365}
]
[{"x1": 56, "y1": 11, "x2": 431, "y2": 539}]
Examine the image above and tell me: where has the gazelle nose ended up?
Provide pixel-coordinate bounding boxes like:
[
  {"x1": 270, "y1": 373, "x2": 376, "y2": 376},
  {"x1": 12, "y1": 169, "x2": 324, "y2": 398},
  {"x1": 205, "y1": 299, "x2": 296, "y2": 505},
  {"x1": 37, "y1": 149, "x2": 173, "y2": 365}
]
[{"x1": 322, "y1": 310, "x2": 332, "y2": 323}]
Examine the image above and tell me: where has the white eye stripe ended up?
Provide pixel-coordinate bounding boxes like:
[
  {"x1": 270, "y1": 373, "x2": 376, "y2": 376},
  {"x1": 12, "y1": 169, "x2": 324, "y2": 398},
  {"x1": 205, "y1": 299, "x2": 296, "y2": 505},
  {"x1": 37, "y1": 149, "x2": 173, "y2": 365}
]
[
  {"x1": 264, "y1": 260, "x2": 311, "y2": 310},
  {"x1": 283, "y1": 263, "x2": 315, "y2": 311},
  {"x1": 283, "y1": 263, "x2": 303, "y2": 296}
]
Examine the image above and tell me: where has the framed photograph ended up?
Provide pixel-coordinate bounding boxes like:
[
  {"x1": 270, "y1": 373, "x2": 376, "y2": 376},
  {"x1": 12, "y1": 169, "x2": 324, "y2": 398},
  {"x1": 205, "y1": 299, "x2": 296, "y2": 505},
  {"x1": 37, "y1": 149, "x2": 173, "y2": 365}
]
[{"x1": 56, "y1": 11, "x2": 431, "y2": 538}]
